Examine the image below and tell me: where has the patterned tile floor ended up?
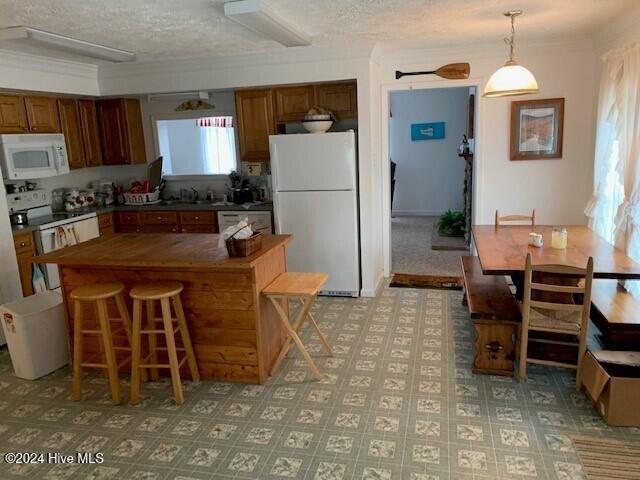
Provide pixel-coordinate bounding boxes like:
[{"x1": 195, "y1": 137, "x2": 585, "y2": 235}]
[{"x1": 0, "y1": 286, "x2": 638, "y2": 480}]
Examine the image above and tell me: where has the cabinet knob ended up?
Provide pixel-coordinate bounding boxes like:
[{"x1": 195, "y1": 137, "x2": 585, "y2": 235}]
[
  {"x1": 157, "y1": 216, "x2": 162, "y2": 220},
  {"x1": 194, "y1": 216, "x2": 199, "y2": 220}
]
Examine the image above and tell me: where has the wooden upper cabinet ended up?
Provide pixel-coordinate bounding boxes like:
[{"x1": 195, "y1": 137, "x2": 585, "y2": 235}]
[
  {"x1": 24, "y1": 96, "x2": 61, "y2": 133},
  {"x1": 315, "y1": 82, "x2": 357, "y2": 120},
  {"x1": 124, "y1": 99, "x2": 147, "y2": 165},
  {"x1": 96, "y1": 98, "x2": 146, "y2": 165},
  {"x1": 235, "y1": 89, "x2": 275, "y2": 162},
  {"x1": 57, "y1": 98, "x2": 86, "y2": 169},
  {"x1": 274, "y1": 85, "x2": 315, "y2": 123},
  {"x1": 0, "y1": 94, "x2": 28, "y2": 133},
  {"x1": 78, "y1": 99, "x2": 103, "y2": 167}
]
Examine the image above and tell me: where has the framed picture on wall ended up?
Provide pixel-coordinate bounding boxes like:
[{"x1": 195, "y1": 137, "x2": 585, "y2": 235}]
[{"x1": 510, "y1": 98, "x2": 564, "y2": 160}]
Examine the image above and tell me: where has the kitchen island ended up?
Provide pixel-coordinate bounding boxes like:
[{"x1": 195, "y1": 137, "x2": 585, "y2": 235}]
[{"x1": 35, "y1": 233, "x2": 292, "y2": 384}]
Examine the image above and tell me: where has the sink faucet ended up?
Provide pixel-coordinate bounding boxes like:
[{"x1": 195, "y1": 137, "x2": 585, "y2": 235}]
[{"x1": 191, "y1": 188, "x2": 199, "y2": 202}]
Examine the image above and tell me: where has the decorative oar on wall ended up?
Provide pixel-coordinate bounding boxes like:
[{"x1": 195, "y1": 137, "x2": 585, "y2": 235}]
[{"x1": 395, "y1": 62, "x2": 470, "y2": 80}]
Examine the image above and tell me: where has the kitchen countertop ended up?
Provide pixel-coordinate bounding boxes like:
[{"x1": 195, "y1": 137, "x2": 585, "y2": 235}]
[
  {"x1": 34, "y1": 233, "x2": 292, "y2": 270},
  {"x1": 11, "y1": 201, "x2": 273, "y2": 236}
]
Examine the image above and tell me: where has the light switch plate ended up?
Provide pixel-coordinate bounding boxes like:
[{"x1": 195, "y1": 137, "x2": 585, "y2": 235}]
[{"x1": 245, "y1": 163, "x2": 262, "y2": 176}]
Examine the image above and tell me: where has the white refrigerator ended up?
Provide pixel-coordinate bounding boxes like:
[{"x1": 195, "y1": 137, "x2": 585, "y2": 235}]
[{"x1": 270, "y1": 131, "x2": 360, "y2": 296}]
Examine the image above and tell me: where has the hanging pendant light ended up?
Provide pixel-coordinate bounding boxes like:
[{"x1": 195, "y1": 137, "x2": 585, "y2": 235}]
[{"x1": 484, "y1": 10, "x2": 539, "y2": 97}]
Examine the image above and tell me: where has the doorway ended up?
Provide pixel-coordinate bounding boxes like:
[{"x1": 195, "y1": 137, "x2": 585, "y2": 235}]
[{"x1": 387, "y1": 86, "x2": 475, "y2": 278}]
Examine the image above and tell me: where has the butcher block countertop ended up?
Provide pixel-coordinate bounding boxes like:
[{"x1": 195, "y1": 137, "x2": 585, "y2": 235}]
[{"x1": 35, "y1": 233, "x2": 293, "y2": 270}]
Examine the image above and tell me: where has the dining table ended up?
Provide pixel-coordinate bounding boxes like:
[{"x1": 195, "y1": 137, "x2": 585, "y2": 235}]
[
  {"x1": 472, "y1": 225, "x2": 640, "y2": 280},
  {"x1": 472, "y1": 224, "x2": 640, "y2": 352}
]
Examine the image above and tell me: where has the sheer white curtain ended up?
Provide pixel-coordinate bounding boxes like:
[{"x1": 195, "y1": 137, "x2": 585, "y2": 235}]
[
  {"x1": 198, "y1": 117, "x2": 237, "y2": 175},
  {"x1": 585, "y1": 43, "x2": 640, "y2": 295}
]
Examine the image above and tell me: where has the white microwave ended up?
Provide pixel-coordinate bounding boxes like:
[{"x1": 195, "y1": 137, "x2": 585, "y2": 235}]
[{"x1": 0, "y1": 133, "x2": 69, "y2": 180}]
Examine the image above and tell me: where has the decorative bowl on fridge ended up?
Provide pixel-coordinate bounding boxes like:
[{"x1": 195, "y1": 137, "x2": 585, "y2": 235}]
[{"x1": 302, "y1": 120, "x2": 333, "y2": 133}]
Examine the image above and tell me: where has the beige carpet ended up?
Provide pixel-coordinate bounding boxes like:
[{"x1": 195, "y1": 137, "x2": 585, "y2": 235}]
[
  {"x1": 392, "y1": 215, "x2": 462, "y2": 277},
  {"x1": 573, "y1": 436, "x2": 640, "y2": 479}
]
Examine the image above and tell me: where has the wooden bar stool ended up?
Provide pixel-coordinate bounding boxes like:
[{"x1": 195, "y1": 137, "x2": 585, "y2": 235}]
[
  {"x1": 129, "y1": 281, "x2": 199, "y2": 405},
  {"x1": 263, "y1": 272, "x2": 333, "y2": 380},
  {"x1": 71, "y1": 282, "x2": 135, "y2": 405}
]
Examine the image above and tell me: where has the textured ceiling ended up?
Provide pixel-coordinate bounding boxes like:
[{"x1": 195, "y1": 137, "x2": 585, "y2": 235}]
[{"x1": 0, "y1": 0, "x2": 635, "y2": 62}]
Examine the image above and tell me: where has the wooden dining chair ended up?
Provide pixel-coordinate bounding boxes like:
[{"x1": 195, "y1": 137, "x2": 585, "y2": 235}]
[
  {"x1": 495, "y1": 209, "x2": 536, "y2": 227},
  {"x1": 518, "y1": 254, "x2": 594, "y2": 389}
]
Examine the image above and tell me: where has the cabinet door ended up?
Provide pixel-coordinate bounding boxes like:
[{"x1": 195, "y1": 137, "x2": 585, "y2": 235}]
[
  {"x1": 235, "y1": 89, "x2": 275, "y2": 162},
  {"x1": 78, "y1": 99, "x2": 103, "y2": 167},
  {"x1": 124, "y1": 99, "x2": 147, "y2": 165},
  {"x1": 24, "y1": 96, "x2": 61, "y2": 133},
  {"x1": 97, "y1": 212, "x2": 114, "y2": 236},
  {"x1": 57, "y1": 99, "x2": 86, "y2": 169},
  {"x1": 97, "y1": 99, "x2": 130, "y2": 165},
  {"x1": 315, "y1": 82, "x2": 357, "y2": 120},
  {"x1": 143, "y1": 224, "x2": 179, "y2": 233},
  {"x1": 0, "y1": 94, "x2": 28, "y2": 133},
  {"x1": 274, "y1": 86, "x2": 315, "y2": 123},
  {"x1": 180, "y1": 224, "x2": 216, "y2": 233},
  {"x1": 14, "y1": 232, "x2": 36, "y2": 297}
]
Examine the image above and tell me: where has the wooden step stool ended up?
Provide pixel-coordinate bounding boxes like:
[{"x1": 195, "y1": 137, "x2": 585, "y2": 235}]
[
  {"x1": 263, "y1": 272, "x2": 333, "y2": 380},
  {"x1": 129, "y1": 281, "x2": 199, "y2": 405},
  {"x1": 71, "y1": 282, "x2": 135, "y2": 405}
]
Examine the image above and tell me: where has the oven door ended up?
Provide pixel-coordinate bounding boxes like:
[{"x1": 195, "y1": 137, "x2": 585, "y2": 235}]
[{"x1": 36, "y1": 217, "x2": 100, "y2": 290}]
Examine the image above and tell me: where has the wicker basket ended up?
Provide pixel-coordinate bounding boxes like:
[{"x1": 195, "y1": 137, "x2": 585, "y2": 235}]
[
  {"x1": 226, "y1": 232, "x2": 263, "y2": 257},
  {"x1": 123, "y1": 190, "x2": 161, "y2": 205}
]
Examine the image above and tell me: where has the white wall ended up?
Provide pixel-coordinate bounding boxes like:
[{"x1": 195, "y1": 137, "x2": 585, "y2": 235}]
[
  {"x1": 379, "y1": 40, "x2": 597, "y2": 223},
  {"x1": 0, "y1": 49, "x2": 99, "y2": 95},
  {"x1": 390, "y1": 87, "x2": 468, "y2": 216},
  {"x1": 377, "y1": 41, "x2": 598, "y2": 274},
  {"x1": 35, "y1": 164, "x2": 148, "y2": 194}
]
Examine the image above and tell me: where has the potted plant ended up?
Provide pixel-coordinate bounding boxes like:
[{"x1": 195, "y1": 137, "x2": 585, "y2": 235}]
[{"x1": 437, "y1": 210, "x2": 465, "y2": 237}]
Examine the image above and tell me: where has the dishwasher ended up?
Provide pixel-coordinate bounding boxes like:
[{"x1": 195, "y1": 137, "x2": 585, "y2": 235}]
[{"x1": 217, "y1": 211, "x2": 273, "y2": 234}]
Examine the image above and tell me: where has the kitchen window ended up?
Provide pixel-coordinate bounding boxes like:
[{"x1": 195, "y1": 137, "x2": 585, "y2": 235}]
[{"x1": 155, "y1": 116, "x2": 238, "y2": 176}]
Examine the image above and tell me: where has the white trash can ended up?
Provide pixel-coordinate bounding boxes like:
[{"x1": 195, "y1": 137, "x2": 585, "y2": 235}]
[{"x1": 0, "y1": 291, "x2": 69, "y2": 380}]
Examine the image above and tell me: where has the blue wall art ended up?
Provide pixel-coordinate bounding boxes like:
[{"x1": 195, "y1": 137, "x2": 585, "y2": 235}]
[{"x1": 411, "y1": 122, "x2": 445, "y2": 141}]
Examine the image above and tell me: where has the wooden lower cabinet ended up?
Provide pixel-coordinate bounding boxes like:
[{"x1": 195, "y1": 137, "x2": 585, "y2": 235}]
[
  {"x1": 144, "y1": 224, "x2": 179, "y2": 233},
  {"x1": 115, "y1": 209, "x2": 219, "y2": 234},
  {"x1": 97, "y1": 212, "x2": 115, "y2": 236},
  {"x1": 13, "y1": 232, "x2": 36, "y2": 297}
]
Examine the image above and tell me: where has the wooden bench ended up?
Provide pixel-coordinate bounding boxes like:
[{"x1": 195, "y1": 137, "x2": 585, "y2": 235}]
[
  {"x1": 590, "y1": 280, "x2": 640, "y2": 349},
  {"x1": 461, "y1": 256, "x2": 521, "y2": 376}
]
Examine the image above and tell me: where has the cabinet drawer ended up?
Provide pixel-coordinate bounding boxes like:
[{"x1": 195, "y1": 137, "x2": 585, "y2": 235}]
[
  {"x1": 179, "y1": 211, "x2": 216, "y2": 225},
  {"x1": 13, "y1": 232, "x2": 35, "y2": 256},
  {"x1": 118, "y1": 224, "x2": 143, "y2": 233},
  {"x1": 141, "y1": 211, "x2": 178, "y2": 225},
  {"x1": 180, "y1": 224, "x2": 217, "y2": 233},
  {"x1": 116, "y1": 211, "x2": 140, "y2": 225},
  {"x1": 143, "y1": 224, "x2": 179, "y2": 233}
]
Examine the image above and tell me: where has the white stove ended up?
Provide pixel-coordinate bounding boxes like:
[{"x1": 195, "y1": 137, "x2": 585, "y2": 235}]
[{"x1": 8, "y1": 189, "x2": 99, "y2": 290}]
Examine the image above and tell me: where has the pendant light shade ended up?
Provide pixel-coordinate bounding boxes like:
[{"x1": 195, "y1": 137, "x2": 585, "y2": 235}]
[
  {"x1": 483, "y1": 11, "x2": 539, "y2": 97},
  {"x1": 484, "y1": 61, "x2": 539, "y2": 97}
]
